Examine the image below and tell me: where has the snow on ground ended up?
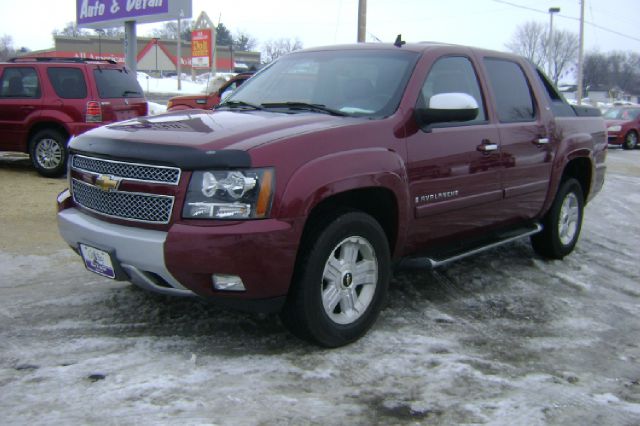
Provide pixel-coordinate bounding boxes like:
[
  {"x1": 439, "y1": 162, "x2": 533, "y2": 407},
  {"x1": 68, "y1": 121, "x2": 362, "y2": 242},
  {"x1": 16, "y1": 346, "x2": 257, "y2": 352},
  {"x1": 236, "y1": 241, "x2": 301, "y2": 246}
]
[
  {"x1": 137, "y1": 72, "x2": 236, "y2": 96},
  {"x1": 0, "y1": 150, "x2": 639, "y2": 425},
  {"x1": 147, "y1": 101, "x2": 167, "y2": 115}
]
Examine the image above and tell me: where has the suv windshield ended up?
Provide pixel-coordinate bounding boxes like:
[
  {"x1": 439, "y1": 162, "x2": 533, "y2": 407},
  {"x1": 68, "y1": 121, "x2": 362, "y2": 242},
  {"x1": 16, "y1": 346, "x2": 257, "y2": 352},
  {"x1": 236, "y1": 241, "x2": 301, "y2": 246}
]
[
  {"x1": 93, "y1": 68, "x2": 144, "y2": 99},
  {"x1": 225, "y1": 49, "x2": 419, "y2": 118}
]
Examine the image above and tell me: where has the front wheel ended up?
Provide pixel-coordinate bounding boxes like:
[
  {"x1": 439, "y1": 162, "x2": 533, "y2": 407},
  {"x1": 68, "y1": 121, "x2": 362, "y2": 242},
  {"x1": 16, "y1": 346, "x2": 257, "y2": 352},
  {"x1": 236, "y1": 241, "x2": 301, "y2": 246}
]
[
  {"x1": 531, "y1": 178, "x2": 584, "y2": 259},
  {"x1": 623, "y1": 131, "x2": 638, "y2": 150},
  {"x1": 29, "y1": 129, "x2": 68, "y2": 178},
  {"x1": 280, "y1": 211, "x2": 390, "y2": 347}
]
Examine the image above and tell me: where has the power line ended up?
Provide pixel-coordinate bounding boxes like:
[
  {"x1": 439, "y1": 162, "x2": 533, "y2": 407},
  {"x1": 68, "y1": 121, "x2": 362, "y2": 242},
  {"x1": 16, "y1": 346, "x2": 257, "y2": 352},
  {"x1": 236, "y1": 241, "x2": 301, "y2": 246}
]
[{"x1": 492, "y1": 0, "x2": 640, "y2": 43}]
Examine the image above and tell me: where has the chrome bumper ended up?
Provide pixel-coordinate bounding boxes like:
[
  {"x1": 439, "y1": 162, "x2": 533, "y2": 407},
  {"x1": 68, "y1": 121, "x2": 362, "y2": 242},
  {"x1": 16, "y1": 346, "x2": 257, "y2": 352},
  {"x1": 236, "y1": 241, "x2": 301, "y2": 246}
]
[{"x1": 58, "y1": 208, "x2": 195, "y2": 297}]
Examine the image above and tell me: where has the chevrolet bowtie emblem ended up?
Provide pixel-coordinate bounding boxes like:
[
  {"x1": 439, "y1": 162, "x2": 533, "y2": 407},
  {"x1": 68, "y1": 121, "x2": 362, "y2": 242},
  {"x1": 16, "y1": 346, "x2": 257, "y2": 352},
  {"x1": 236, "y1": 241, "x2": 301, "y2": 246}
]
[{"x1": 95, "y1": 175, "x2": 121, "y2": 192}]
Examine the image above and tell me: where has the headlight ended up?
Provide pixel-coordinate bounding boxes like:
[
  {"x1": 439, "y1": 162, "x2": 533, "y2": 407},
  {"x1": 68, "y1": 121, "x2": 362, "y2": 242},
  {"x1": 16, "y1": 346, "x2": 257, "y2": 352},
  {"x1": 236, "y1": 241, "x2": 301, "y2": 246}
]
[
  {"x1": 183, "y1": 168, "x2": 274, "y2": 220},
  {"x1": 607, "y1": 125, "x2": 621, "y2": 132}
]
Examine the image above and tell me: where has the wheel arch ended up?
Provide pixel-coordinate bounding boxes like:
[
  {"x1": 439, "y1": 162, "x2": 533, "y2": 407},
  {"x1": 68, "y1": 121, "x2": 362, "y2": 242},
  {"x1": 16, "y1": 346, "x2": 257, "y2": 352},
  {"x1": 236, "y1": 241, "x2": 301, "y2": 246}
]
[
  {"x1": 278, "y1": 148, "x2": 410, "y2": 259},
  {"x1": 561, "y1": 156, "x2": 592, "y2": 202},
  {"x1": 27, "y1": 121, "x2": 70, "y2": 149}
]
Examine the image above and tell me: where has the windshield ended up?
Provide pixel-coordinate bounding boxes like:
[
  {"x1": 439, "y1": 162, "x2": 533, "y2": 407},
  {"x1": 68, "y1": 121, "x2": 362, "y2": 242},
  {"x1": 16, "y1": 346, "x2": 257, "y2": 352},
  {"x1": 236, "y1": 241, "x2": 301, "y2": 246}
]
[
  {"x1": 225, "y1": 49, "x2": 420, "y2": 118},
  {"x1": 603, "y1": 107, "x2": 640, "y2": 120}
]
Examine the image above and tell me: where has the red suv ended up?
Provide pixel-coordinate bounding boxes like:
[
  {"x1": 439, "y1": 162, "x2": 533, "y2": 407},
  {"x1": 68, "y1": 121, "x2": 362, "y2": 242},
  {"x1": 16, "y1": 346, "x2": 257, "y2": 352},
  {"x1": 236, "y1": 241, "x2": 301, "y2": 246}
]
[{"x1": 0, "y1": 57, "x2": 147, "y2": 177}]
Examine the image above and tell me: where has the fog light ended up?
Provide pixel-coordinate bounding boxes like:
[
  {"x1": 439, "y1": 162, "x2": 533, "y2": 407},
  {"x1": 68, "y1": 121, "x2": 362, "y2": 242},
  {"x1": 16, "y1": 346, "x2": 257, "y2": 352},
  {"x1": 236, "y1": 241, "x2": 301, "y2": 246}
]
[{"x1": 212, "y1": 274, "x2": 246, "y2": 291}]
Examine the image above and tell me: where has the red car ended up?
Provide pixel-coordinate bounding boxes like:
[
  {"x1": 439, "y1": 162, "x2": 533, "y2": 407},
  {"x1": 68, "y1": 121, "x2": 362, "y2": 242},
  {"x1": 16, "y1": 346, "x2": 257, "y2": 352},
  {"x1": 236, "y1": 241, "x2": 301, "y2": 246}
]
[
  {"x1": 166, "y1": 73, "x2": 252, "y2": 111},
  {"x1": 603, "y1": 106, "x2": 640, "y2": 149},
  {"x1": 0, "y1": 57, "x2": 147, "y2": 177}
]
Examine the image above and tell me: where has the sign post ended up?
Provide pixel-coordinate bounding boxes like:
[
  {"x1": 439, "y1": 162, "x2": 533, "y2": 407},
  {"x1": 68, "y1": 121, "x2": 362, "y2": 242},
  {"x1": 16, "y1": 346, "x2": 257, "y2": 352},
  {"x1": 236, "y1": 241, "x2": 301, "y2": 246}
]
[
  {"x1": 191, "y1": 29, "x2": 212, "y2": 69},
  {"x1": 77, "y1": 0, "x2": 192, "y2": 76}
]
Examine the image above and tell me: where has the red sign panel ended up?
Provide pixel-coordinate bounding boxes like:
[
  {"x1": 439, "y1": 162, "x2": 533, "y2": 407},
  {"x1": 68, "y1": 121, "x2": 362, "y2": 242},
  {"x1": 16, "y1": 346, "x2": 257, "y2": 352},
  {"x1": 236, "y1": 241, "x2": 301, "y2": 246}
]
[{"x1": 191, "y1": 29, "x2": 213, "y2": 69}]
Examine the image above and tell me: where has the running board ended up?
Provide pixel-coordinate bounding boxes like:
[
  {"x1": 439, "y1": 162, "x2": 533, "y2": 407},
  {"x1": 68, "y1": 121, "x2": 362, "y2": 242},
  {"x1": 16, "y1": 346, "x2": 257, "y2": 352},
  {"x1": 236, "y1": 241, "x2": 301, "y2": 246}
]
[{"x1": 398, "y1": 223, "x2": 543, "y2": 270}]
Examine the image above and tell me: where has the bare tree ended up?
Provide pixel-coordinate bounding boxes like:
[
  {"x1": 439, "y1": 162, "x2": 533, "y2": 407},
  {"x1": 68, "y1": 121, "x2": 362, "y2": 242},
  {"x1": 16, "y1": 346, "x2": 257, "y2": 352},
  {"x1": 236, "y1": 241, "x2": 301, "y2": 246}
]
[
  {"x1": 0, "y1": 35, "x2": 16, "y2": 61},
  {"x1": 234, "y1": 31, "x2": 258, "y2": 51},
  {"x1": 53, "y1": 22, "x2": 91, "y2": 38},
  {"x1": 101, "y1": 27, "x2": 125, "y2": 38},
  {"x1": 506, "y1": 21, "x2": 579, "y2": 86},
  {"x1": 584, "y1": 51, "x2": 640, "y2": 94},
  {"x1": 505, "y1": 21, "x2": 546, "y2": 68},
  {"x1": 151, "y1": 19, "x2": 194, "y2": 41},
  {"x1": 262, "y1": 38, "x2": 303, "y2": 64},
  {"x1": 547, "y1": 30, "x2": 579, "y2": 85}
]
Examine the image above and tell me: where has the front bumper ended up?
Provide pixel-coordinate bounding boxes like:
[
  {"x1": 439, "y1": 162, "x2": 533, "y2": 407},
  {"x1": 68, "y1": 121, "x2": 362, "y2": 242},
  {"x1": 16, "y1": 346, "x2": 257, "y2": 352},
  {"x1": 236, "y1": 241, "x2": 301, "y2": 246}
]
[
  {"x1": 58, "y1": 196, "x2": 301, "y2": 312},
  {"x1": 58, "y1": 207, "x2": 194, "y2": 297}
]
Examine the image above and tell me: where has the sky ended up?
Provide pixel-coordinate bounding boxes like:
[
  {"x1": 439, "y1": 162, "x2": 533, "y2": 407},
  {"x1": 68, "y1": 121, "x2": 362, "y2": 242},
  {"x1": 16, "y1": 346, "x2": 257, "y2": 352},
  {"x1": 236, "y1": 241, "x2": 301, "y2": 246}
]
[{"x1": 0, "y1": 0, "x2": 638, "y2": 54}]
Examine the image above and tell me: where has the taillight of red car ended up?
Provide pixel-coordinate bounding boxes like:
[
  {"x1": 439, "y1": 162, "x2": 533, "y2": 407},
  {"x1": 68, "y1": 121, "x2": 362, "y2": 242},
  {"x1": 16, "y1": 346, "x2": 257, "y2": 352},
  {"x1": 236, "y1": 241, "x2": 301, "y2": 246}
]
[{"x1": 86, "y1": 101, "x2": 103, "y2": 123}]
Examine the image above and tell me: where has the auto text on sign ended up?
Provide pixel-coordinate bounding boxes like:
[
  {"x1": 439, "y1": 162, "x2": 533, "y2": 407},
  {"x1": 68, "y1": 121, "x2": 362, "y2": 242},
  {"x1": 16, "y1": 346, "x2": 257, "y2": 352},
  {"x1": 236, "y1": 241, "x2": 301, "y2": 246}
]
[{"x1": 79, "y1": 0, "x2": 166, "y2": 20}]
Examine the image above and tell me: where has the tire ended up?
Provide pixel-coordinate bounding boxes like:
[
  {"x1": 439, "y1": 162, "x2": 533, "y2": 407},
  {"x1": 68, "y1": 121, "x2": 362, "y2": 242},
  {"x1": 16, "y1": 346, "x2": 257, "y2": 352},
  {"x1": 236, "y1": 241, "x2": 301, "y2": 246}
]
[
  {"x1": 622, "y1": 131, "x2": 638, "y2": 150},
  {"x1": 531, "y1": 178, "x2": 584, "y2": 259},
  {"x1": 29, "y1": 129, "x2": 68, "y2": 178},
  {"x1": 280, "y1": 211, "x2": 390, "y2": 347}
]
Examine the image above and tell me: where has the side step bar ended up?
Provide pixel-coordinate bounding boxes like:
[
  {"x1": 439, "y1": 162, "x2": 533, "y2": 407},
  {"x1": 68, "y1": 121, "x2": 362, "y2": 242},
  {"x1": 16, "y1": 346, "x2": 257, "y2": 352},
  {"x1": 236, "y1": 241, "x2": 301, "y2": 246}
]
[{"x1": 398, "y1": 223, "x2": 543, "y2": 270}]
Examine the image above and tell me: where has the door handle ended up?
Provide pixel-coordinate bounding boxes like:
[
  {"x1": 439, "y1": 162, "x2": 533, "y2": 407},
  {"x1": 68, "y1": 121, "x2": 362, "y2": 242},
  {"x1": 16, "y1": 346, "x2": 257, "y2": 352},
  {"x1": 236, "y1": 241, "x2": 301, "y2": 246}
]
[
  {"x1": 535, "y1": 137, "x2": 550, "y2": 145},
  {"x1": 477, "y1": 140, "x2": 498, "y2": 152}
]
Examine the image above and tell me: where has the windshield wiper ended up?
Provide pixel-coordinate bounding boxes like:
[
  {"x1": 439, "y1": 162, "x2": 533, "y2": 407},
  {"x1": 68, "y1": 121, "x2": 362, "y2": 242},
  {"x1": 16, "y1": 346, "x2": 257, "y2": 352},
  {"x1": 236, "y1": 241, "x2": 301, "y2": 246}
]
[
  {"x1": 122, "y1": 90, "x2": 142, "y2": 97},
  {"x1": 261, "y1": 102, "x2": 347, "y2": 116},
  {"x1": 216, "y1": 100, "x2": 263, "y2": 111}
]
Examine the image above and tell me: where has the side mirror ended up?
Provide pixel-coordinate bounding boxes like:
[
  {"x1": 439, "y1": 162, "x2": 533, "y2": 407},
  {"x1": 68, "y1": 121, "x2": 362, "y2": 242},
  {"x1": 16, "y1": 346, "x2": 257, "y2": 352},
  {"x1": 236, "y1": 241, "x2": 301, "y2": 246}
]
[{"x1": 415, "y1": 93, "x2": 479, "y2": 128}]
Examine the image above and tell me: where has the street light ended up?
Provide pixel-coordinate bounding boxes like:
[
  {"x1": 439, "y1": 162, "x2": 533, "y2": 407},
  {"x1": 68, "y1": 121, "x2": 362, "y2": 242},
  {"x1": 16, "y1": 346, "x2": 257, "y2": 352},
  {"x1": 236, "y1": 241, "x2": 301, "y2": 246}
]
[
  {"x1": 95, "y1": 29, "x2": 105, "y2": 58},
  {"x1": 547, "y1": 7, "x2": 560, "y2": 80}
]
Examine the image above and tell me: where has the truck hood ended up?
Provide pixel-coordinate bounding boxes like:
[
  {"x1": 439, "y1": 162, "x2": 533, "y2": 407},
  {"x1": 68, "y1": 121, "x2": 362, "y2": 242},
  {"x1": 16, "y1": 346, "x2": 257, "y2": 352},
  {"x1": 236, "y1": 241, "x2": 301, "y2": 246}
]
[
  {"x1": 168, "y1": 94, "x2": 207, "y2": 102},
  {"x1": 69, "y1": 109, "x2": 361, "y2": 168}
]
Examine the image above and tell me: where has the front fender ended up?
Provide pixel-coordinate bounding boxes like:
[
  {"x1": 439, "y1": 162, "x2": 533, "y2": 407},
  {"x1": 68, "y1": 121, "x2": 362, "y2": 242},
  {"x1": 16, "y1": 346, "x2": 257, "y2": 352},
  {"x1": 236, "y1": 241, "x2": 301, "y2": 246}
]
[{"x1": 278, "y1": 147, "x2": 410, "y2": 255}]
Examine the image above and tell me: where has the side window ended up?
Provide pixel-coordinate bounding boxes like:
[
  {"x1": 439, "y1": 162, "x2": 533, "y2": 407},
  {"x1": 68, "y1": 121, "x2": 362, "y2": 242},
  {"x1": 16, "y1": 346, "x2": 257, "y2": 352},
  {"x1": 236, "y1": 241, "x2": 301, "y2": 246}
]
[
  {"x1": 47, "y1": 67, "x2": 88, "y2": 99},
  {"x1": 0, "y1": 67, "x2": 41, "y2": 98},
  {"x1": 535, "y1": 68, "x2": 575, "y2": 117},
  {"x1": 483, "y1": 58, "x2": 536, "y2": 123},
  {"x1": 419, "y1": 56, "x2": 487, "y2": 124}
]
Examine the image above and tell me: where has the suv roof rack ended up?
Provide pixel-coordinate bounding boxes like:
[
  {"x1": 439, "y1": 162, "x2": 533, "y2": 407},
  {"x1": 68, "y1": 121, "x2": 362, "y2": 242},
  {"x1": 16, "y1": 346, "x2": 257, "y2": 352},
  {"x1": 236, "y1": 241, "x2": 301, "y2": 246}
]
[{"x1": 8, "y1": 57, "x2": 118, "y2": 65}]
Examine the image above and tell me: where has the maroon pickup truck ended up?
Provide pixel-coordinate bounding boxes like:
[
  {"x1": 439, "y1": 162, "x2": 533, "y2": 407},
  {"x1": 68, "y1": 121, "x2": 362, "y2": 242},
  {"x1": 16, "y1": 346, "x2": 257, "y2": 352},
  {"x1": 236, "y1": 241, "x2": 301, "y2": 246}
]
[
  {"x1": 57, "y1": 43, "x2": 607, "y2": 347},
  {"x1": 165, "y1": 73, "x2": 252, "y2": 111}
]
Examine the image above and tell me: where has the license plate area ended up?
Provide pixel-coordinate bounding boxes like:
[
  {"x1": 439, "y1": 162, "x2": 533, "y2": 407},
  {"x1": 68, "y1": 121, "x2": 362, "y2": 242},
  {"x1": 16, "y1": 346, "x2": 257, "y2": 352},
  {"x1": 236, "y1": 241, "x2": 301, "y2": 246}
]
[{"x1": 79, "y1": 244, "x2": 116, "y2": 279}]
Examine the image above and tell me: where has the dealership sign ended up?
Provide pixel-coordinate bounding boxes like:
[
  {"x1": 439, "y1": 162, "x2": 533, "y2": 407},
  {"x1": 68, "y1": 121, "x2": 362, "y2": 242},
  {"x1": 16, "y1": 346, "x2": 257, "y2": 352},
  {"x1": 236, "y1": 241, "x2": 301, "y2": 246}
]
[
  {"x1": 77, "y1": 0, "x2": 192, "y2": 28},
  {"x1": 191, "y1": 29, "x2": 212, "y2": 69}
]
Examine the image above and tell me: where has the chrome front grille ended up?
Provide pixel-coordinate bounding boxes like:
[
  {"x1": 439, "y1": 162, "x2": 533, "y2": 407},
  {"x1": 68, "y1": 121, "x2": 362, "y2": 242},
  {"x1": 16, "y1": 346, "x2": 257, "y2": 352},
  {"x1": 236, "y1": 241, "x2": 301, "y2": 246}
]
[
  {"x1": 71, "y1": 179, "x2": 174, "y2": 224},
  {"x1": 72, "y1": 155, "x2": 180, "y2": 184}
]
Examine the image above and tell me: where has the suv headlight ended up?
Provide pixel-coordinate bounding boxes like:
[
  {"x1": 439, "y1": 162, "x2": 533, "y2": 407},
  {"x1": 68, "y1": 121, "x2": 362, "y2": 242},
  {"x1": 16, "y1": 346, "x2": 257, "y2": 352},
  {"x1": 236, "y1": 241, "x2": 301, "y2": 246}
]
[
  {"x1": 607, "y1": 125, "x2": 622, "y2": 132},
  {"x1": 183, "y1": 168, "x2": 274, "y2": 220}
]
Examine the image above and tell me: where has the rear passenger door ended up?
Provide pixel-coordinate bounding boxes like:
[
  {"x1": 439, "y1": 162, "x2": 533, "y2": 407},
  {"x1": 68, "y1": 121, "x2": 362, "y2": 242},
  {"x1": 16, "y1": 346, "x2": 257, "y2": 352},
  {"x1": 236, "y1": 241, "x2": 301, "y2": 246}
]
[
  {"x1": 0, "y1": 66, "x2": 43, "y2": 151},
  {"x1": 406, "y1": 55, "x2": 504, "y2": 247},
  {"x1": 46, "y1": 66, "x2": 89, "y2": 125},
  {"x1": 482, "y1": 58, "x2": 553, "y2": 220}
]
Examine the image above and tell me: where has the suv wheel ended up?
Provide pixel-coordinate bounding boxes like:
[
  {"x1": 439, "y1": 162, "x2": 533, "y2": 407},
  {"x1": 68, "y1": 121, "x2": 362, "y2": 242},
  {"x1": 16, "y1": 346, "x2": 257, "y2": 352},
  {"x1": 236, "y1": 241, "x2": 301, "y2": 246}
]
[
  {"x1": 531, "y1": 178, "x2": 584, "y2": 259},
  {"x1": 29, "y1": 129, "x2": 68, "y2": 178},
  {"x1": 280, "y1": 211, "x2": 390, "y2": 347}
]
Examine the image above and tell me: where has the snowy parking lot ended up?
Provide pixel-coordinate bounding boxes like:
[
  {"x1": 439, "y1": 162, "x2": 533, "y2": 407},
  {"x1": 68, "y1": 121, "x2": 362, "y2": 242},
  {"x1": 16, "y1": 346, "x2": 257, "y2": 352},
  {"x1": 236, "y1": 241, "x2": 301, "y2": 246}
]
[{"x1": 1, "y1": 149, "x2": 639, "y2": 425}]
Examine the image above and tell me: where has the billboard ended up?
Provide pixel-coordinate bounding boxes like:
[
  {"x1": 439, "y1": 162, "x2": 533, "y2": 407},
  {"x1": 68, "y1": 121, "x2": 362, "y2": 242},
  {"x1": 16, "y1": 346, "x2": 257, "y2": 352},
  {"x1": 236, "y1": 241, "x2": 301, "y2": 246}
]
[
  {"x1": 191, "y1": 29, "x2": 212, "y2": 69},
  {"x1": 77, "y1": 0, "x2": 192, "y2": 28}
]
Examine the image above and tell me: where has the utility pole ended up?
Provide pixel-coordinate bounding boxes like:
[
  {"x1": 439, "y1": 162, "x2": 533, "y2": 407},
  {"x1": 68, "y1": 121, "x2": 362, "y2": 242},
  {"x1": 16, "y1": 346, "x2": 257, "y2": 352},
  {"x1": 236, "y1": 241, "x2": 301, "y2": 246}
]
[
  {"x1": 576, "y1": 0, "x2": 585, "y2": 105},
  {"x1": 357, "y1": 0, "x2": 366, "y2": 43},
  {"x1": 547, "y1": 7, "x2": 560, "y2": 80}
]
